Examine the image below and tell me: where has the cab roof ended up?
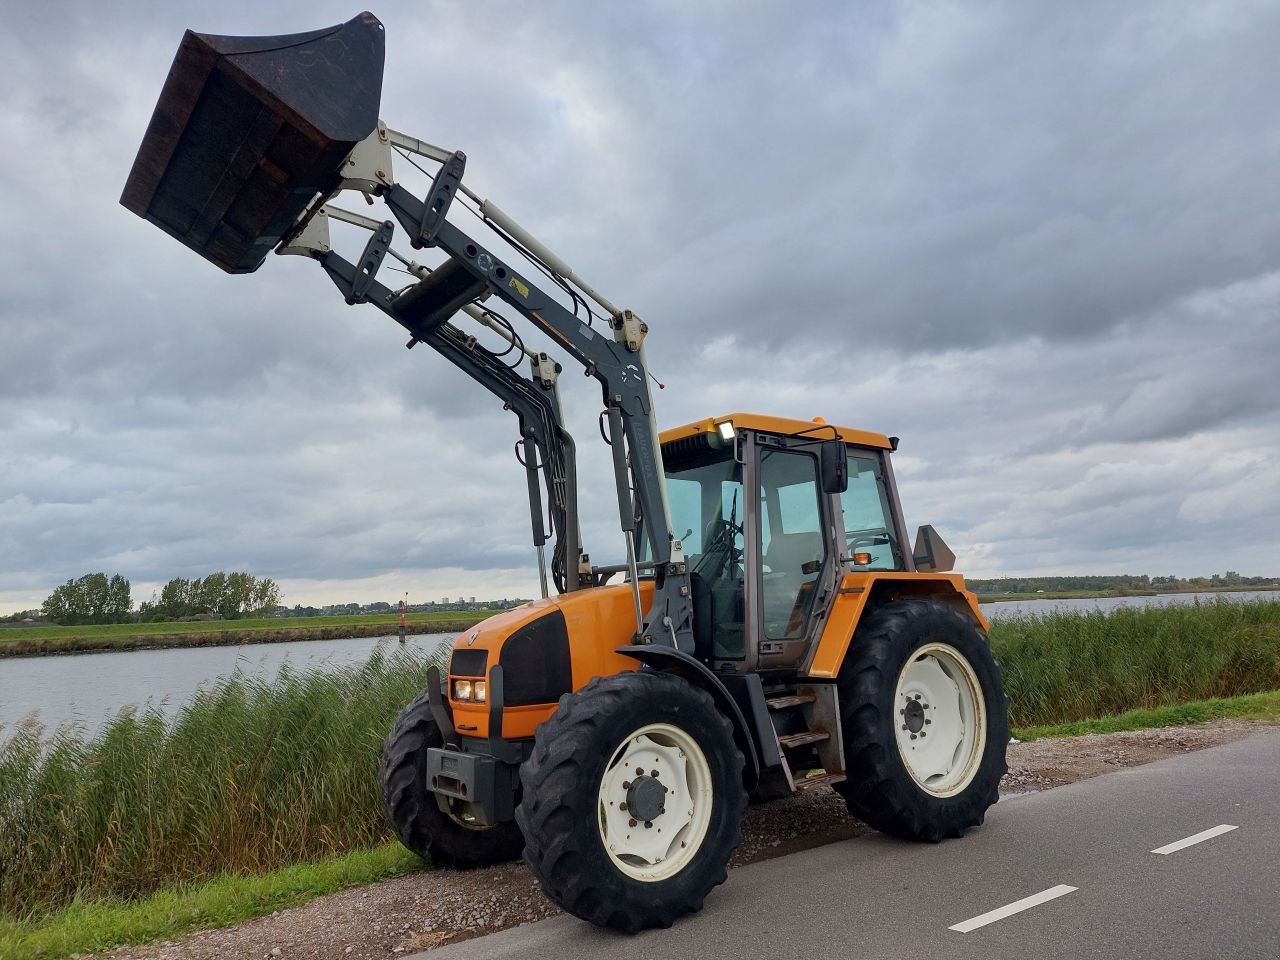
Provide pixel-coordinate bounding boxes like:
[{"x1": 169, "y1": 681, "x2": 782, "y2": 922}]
[{"x1": 660, "y1": 413, "x2": 894, "y2": 450}]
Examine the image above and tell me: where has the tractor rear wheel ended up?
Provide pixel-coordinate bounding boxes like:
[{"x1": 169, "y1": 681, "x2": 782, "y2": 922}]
[
  {"x1": 835, "y1": 598, "x2": 1008, "y2": 841},
  {"x1": 379, "y1": 687, "x2": 525, "y2": 868},
  {"x1": 517, "y1": 671, "x2": 746, "y2": 932}
]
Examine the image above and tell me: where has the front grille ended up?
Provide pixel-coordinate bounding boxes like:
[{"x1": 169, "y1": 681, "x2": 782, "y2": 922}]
[{"x1": 449, "y1": 648, "x2": 488, "y2": 677}]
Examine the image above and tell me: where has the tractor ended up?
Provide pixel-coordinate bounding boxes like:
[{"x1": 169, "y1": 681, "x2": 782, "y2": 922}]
[{"x1": 122, "y1": 12, "x2": 1008, "y2": 933}]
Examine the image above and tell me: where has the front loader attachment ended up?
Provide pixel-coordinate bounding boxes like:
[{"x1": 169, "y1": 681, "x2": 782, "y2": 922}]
[{"x1": 121, "y1": 12, "x2": 385, "y2": 274}]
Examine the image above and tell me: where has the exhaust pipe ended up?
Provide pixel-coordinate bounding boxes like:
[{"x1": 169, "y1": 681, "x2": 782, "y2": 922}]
[{"x1": 121, "y1": 12, "x2": 385, "y2": 274}]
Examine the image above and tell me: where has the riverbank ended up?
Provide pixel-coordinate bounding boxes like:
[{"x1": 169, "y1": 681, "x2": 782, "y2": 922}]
[
  {"x1": 0, "y1": 614, "x2": 491, "y2": 658},
  {"x1": 2, "y1": 600, "x2": 1277, "y2": 956}
]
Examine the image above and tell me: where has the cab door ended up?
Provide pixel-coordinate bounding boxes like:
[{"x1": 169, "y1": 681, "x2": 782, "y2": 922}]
[{"x1": 745, "y1": 435, "x2": 842, "y2": 671}]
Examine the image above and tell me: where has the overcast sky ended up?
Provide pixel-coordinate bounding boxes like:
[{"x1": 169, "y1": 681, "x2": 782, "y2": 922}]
[{"x1": 2, "y1": 0, "x2": 1278, "y2": 614}]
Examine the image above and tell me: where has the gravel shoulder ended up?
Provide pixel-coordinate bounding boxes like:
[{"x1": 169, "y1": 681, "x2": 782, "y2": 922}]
[{"x1": 101, "y1": 719, "x2": 1270, "y2": 960}]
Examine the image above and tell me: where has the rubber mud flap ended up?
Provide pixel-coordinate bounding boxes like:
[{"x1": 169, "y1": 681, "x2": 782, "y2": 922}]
[{"x1": 121, "y1": 12, "x2": 385, "y2": 274}]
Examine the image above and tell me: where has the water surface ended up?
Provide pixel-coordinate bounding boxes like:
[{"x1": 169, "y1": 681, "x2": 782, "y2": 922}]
[{"x1": 0, "y1": 632, "x2": 452, "y2": 740}]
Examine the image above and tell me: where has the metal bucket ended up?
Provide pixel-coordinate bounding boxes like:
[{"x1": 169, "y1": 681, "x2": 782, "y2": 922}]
[{"x1": 121, "y1": 12, "x2": 385, "y2": 274}]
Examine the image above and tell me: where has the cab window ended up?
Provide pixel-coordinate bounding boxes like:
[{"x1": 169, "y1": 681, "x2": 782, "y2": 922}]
[{"x1": 840, "y1": 453, "x2": 901, "y2": 570}]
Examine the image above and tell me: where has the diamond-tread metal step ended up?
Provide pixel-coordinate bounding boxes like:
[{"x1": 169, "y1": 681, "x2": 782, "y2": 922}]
[
  {"x1": 794, "y1": 771, "x2": 846, "y2": 792},
  {"x1": 766, "y1": 693, "x2": 817, "y2": 710},
  {"x1": 777, "y1": 730, "x2": 830, "y2": 749}
]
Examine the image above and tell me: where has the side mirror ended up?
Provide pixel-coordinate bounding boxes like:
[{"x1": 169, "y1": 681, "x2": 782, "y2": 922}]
[
  {"x1": 819, "y1": 441, "x2": 848, "y2": 494},
  {"x1": 912, "y1": 525, "x2": 956, "y2": 573}
]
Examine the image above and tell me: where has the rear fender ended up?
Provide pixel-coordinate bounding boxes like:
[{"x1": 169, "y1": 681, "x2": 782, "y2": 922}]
[{"x1": 806, "y1": 572, "x2": 988, "y2": 678}]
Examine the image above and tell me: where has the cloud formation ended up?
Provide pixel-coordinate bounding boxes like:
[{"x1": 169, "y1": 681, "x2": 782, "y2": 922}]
[{"x1": 2, "y1": 0, "x2": 1278, "y2": 613}]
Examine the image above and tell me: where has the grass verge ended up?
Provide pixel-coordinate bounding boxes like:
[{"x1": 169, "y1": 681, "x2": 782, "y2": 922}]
[
  {"x1": 0, "y1": 844, "x2": 420, "y2": 960},
  {"x1": 1012, "y1": 688, "x2": 1280, "y2": 741}
]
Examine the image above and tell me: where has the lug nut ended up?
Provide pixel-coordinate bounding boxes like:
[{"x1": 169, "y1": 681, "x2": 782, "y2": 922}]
[
  {"x1": 645, "y1": 821, "x2": 653, "y2": 829},
  {"x1": 622, "y1": 781, "x2": 631, "y2": 790},
  {"x1": 910, "y1": 733, "x2": 917, "y2": 740},
  {"x1": 650, "y1": 769, "x2": 659, "y2": 777},
  {"x1": 628, "y1": 818, "x2": 637, "y2": 827},
  {"x1": 636, "y1": 767, "x2": 644, "y2": 775},
  {"x1": 925, "y1": 719, "x2": 932, "y2": 725},
  {"x1": 619, "y1": 802, "x2": 628, "y2": 811}
]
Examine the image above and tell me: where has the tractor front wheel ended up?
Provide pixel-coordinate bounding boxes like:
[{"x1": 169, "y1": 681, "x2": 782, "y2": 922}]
[
  {"x1": 380, "y1": 687, "x2": 525, "y2": 868},
  {"x1": 517, "y1": 671, "x2": 746, "y2": 932}
]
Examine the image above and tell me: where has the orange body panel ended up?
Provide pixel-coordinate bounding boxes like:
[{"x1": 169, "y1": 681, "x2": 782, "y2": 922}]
[
  {"x1": 806, "y1": 572, "x2": 988, "y2": 679},
  {"x1": 448, "y1": 582, "x2": 654, "y2": 739},
  {"x1": 660, "y1": 412, "x2": 893, "y2": 450}
]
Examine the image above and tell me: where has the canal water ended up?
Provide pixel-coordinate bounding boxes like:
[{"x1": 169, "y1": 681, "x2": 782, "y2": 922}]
[
  {"x1": 0, "y1": 631, "x2": 454, "y2": 741},
  {"x1": 1, "y1": 591, "x2": 1273, "y2": 740}
]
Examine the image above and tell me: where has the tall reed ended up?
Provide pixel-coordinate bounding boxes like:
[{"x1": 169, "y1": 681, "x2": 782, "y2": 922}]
[
  {"x1": 0, "y1": 647, "x2": 439, "y2": 920},
  {"x1": 989, "y1": 599, "x2": 1280, "y2": 727}
]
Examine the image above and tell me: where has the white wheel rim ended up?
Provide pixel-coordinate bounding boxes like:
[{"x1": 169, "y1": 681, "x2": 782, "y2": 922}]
[
  {"x1": 894, "y1": 642, "x2": 986, "y2": 797},
  {"x1": 596, "y1": 722, "x2": 714, "y2": 882}
]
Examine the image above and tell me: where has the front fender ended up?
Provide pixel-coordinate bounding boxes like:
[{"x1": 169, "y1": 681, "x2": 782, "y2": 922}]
[{"x1": 617, "y1": 645, "x2": 762, "y2": 788}]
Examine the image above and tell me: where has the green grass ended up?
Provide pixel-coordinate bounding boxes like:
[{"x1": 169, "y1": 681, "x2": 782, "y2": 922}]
[
  {"x1": 0, "y1": 647, "x2": 443, "y2": 922},
  {"x1": 0, "y1": 843, "x2": 419, "y2": 960},
  {"x1": 989, "y1": 598, "x2": 1280, "y2": 728},
  {"x1": 1012, "y1": 688, "x2": 1280, "y2": 741}
]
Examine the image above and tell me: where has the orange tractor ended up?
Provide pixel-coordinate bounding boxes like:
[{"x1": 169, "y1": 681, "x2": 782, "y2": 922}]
[{"x1": 123, "y1": 13, "x2": 1008, "y2": 932}]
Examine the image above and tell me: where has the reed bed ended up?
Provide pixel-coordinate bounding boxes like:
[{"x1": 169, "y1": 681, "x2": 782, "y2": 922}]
[
  {"x1": 0, "y1": 647, "x2": 439, "y2": 921},
  {"x1": 989, "y1": 598, "x2": 1280, "y2": 728},
  {"x1": 2, "y1": 600, "x2": 1277, "y2": 922}
]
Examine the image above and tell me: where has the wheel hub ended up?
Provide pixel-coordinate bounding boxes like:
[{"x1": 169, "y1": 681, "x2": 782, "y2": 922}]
[
  {"x1": 625, "y1": 775, "x2": 667, "y2": 822},
  {"x1": 893, "y1": 643, "x2": 987, "y2": 797},
  {"x1": 597, "y1": 724, "x2": 714, "y2": 882},
  {"x1": 903, "y1": 697, "x2": 926, "y2": 733}
]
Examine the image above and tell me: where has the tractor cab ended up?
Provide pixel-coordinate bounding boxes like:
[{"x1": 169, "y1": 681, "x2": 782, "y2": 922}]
[{"x1": 657, "y1": 414, "x2": 909, "y2": 674}]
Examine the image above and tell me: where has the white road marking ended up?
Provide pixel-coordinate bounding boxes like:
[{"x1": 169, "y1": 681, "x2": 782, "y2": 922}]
[
  {"x1": 1151, "y1": 823, "x2": 1238, "y2": 855},
  {"x1": 948, "y1": 884, "x2": 1078, "y2": 933}
]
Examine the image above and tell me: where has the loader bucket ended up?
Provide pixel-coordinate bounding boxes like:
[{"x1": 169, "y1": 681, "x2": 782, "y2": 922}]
[{"x1": 121, "y1": 12, "x2": 385, "y2": 274}]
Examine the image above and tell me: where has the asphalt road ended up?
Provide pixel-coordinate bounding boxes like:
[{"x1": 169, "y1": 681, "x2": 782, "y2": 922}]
[{"x1": 418, "y1": 729, "x2": 1280, "y2": 960}]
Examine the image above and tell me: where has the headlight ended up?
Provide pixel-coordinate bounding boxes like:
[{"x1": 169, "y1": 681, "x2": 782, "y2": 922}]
[
  {"x1": 453, "y1": 679, "x2": 473, "y2": 701},
  {"x1": 474, "y1": 680, "x2": 487, "y2": 703}
]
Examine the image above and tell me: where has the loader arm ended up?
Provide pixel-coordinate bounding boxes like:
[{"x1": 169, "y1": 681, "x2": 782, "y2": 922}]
[{"x1": 119, "y1": 10, "x2": 695, "y2": 650}]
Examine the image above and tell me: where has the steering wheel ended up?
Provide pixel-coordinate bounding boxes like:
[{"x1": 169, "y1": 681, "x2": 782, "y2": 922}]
[
  {"x1": 846, "y1": 526, "x2": 890, "y2": 547},
  {"x1": 694, "y1": 515, "x2": 743, "y2": 579},
  {"x1": 845, "y1": 527, "x2": 890, "y2": 566}
]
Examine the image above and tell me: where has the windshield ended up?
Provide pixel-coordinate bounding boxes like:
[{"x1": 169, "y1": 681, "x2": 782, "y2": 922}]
[{"x1": 661, "y1": 448, "x2": 742, "y2": 562}]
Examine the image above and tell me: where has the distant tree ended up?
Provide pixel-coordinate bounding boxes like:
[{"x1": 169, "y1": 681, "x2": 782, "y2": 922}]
[{"x1": 41, "y1": 573, "x2": 132, "y2": 625}]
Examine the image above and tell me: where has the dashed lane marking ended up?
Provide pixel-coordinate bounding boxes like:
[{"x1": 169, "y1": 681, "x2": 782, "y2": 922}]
[
  {"x1": 948, "y1": 884, "x2": 1079, "y2": 933},
  {"x1": 1151, "y1": 824, "x2": 1238, "y2": 855}
]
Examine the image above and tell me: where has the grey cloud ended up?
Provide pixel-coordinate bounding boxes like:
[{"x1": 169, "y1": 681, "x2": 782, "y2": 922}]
[{"x1": 2, "y1": 1, "x2": 1278, "y2": 612}]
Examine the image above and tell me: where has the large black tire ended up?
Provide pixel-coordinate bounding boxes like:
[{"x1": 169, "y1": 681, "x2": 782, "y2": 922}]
[
  {"x1": 379, "y1": 687, "x2": 525, "y2": 868},
  {"x1": 835, "y1": 598, "x2": 1009, "y2": 842},
  {"x1": 516, "y1": 671, "x2": 747, "y2": 933}
]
